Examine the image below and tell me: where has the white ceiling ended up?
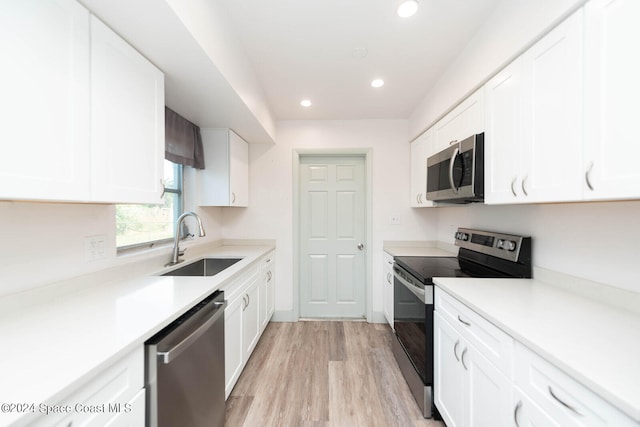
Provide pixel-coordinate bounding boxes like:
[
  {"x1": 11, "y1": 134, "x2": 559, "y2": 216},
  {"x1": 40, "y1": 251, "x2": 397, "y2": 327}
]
[{"x1": 220, "y1": 0, "x2": 502, "y2": 121}]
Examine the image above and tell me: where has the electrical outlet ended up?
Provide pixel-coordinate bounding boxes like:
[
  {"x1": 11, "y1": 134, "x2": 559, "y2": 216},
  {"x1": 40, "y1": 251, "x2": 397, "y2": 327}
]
[
  {"x1": 85, "y1": 235, "x2": 107, "y2": 261},
  {"x1": 391, "y1": 216, "x2": 401, "y2": 225}
]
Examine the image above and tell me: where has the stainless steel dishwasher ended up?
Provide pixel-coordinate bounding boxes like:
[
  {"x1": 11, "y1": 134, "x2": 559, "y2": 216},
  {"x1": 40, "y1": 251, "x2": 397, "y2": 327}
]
[{"x1": 145, "y1": 290, "x2": 226, "y2": 427}]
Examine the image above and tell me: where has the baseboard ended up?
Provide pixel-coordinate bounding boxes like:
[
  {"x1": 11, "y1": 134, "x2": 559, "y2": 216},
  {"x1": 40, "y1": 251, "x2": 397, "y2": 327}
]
[
  {"x1": 271, "y1": 310, "x2": 296, "y2": 322},
  {"x1": 370, "y1": 311, "x2": 388, "y2": 324}
]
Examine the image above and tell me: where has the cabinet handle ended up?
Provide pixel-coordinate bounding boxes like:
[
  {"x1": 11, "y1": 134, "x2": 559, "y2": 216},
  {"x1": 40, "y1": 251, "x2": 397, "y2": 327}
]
[
  {"x1": 449, "y1": 139, "x2": 458, "y2": 145},
  {"x1": 521, "y1": 175, "x2": 528, "y2": 196},
  {"x1": 453, "y1": 340, "x2": 460, "y2": 361},
  {"x1": 419, "y1": 193, "x2": 423, "y2": 204},
  {"x1": 514, "y1": 400, "x2": 523, "y2": 427},
  {"x1": 461, "y1": 347, "x2": 468, "y2": 370},
  {"x1": 267, "y1": 271, "x2": 272, "y2": 282},
  {"x1": 242, "y1": 295, "x2": 248, "y2": 311},
  {"x1": 386, "y1": 272, "x2": 392, "y2": 284},
  {"x1": 246, "y1": 293, "x2": 250, "y2": 307},
  {"x1": 231, "y1": 192, "x2": 236, "y2": 203},
  {"x1": 457, "y1": 315, "x2": 471, "y2": 326},
  {"x1": 511, "y1": 177, "x2": 518, "y2": 197},
  {"x1": 160, "y1": 179, "x2": 166, "y2": 198},
  {"x1": 548, "y1": 386, "x2": 583, "y2": 416},
  {"x1": 585, "y1": 162, "x2": 594, "y2": 191}
]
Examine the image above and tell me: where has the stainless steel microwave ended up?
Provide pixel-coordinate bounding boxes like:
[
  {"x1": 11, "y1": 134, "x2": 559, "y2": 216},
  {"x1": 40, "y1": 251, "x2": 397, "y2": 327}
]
[{"x1": 426, "y1": 133, "x2": 484, "y2": 203}]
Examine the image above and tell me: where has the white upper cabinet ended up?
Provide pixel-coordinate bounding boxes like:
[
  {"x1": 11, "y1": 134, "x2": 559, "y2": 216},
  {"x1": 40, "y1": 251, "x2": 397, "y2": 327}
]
[
  {"x1": 522, "y1": 9, "x2": 584, "y2": 203},
  {"x1": 433, "y1": 87, "x2": 485, "y2": 154},
  {"x1": 583, "y1": 0, "x2": 640, "y2": 201},
  {"x1": 485, "y1": 58, "x2": 525, "y2": 204},
  {"x1": 410, "y1": 129, "x2": 434, "y2": 207},
  {"x1": 198, "y1": 129, "x2": 249, "y2": 207},
  {"x1": 90, "y1": 16, "x2": 165, "y2": 204},
  {"x1": 0, "y1": 0, "x2": 91, "y2": 201},
  {"x1": 485, "y1": 9, "x2": 584, "y2": 204},
  {"x1": 0, "y1": 1, "x2": 165, "y2": 204}
]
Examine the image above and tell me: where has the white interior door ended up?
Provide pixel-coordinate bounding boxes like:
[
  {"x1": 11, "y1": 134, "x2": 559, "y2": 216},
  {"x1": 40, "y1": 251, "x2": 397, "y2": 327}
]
[{"x1": 299, "y1": 155, "x2": 366, "y2": 318}]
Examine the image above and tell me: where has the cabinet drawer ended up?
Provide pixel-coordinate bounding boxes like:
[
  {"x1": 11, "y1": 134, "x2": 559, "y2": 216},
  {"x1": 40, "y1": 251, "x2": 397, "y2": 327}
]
[
  {"x1": 32, "y1": 347, "x2": 143, "y2": 427},
  {"x1": 514, "y1": 343, "x2": 635, "y2": 427},
  {"x1": 435, "y1": 288, "x2": 514, "y2": 376}
]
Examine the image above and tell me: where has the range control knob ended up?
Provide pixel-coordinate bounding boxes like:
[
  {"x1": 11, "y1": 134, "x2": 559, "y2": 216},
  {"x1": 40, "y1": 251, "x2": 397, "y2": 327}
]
[
  {"x1": 497, "y1": 239, "x2": 517, "y2": 251},
  {"x1": 456, "y1": 232, "x2": 469, "y2": 241}
]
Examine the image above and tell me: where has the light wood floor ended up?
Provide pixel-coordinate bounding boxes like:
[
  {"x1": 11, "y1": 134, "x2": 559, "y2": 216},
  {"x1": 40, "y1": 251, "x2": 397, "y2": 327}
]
[{"x1": 225, "y1": 321, "x2": 446, "y2": 427}]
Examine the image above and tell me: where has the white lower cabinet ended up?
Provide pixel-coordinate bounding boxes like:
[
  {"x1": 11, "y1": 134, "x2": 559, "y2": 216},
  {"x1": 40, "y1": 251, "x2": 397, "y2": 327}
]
[
  {"x1": 242, "y1": 274, "x2": 261, "y2": 360},
  {"x1": 259, "y1": 251, "x2": 276, "y2": 332},
  {"x1": 434, "y1": 311, "x2": 511, "y2": 427},
  {"x1": 31, "y1": 347, "x2": 145, "y2": 427},
  {"x1": 435, "y1": 288, "x2": 637, "y2": 427},
  {"x1": 224, "y1": 284, "x2": 245, "y2": 399},
  {"x1": 514, "y1": 343, "x2": 636, "y2": 427},
  {"x1": 223, "y1": 252, "x2": 275, "y2": 399},
  {"x1": 514, "y1": 387, "x2": 561, "y2": 427},
  {"x1": 382, "y1": 251, "x2": 394, "y2": 328}
]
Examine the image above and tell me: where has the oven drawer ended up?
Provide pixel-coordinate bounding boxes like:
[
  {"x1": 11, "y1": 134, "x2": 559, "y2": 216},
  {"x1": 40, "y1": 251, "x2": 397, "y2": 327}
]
[
  {"x1": 435, "y1": 287, "x2": 514, "y2": 377},
  {"x1": 514, "y1": 343, "x2": 636, "y2": 427}
]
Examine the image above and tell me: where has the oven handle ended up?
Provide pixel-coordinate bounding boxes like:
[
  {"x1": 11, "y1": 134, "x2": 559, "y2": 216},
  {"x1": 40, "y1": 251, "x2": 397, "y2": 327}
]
[{"x1": 393, "y1": 266, "x2": 433, "y2": 304}]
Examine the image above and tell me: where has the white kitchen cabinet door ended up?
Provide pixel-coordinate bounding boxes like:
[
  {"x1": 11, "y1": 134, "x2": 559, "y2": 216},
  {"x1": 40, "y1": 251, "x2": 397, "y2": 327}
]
[
  {"x1": 242, "y1": 274, "x2": 261, "y2": 361},
  {"x1": 433, "y1": 87, "x2": 485, "y2": 154},
  {"x1": 198, "y1": 129, "x2": 249, "y2": 207},
  {"x1": 486, "y1": 10, "x2": 583, "y2": 205},
  {"x1": 513, "y1": 388, "x2": 561, "y2": 427},
  {"x1": 465, "y1": 343, "x2": 512, "y2": 427},
  {"x1": 90, "y1": 16, "x2": 165, "y2": 204},
  {"x1": 229, "y1": 131, "x2": 249, "y2": 206},
  {"x1": 410, "y1": 129, "x2": 434, "y2": 207},
  {"x1": 224, "y1": 292, "x2": 244, "y2": 399},
  {"x1": 485, "y1": 58, "x2": 525, "y2": 204},
  {"x1": 382, "y1": 251, "x2": 394, "y2": 328},
  {"x1": 435, "y1": 309, "x2": 512, "y2": 427},
  {"x1": 521, "y1": 8, "x2": 584, "y2": 203},
  {"x1": 0, "y1": 0, "x2": 91, "y2": 202},
  {"x1": 583, "y1": 0, "x2": 640, "y2": 201},
  {"x1": 259, "y1": 252, "x2": 275, "y2": 331},
  {"x1": 434, "y1": 312, "x2": 465, "y2": 427}
]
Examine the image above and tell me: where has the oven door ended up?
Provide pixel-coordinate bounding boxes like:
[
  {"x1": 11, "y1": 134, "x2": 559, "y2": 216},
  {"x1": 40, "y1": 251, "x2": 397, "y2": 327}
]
[
  {"x1": 393, "y1": 265, "x2": 433, "y2": 385},
  {"x1": 426, "y1": 133, "x2": 484, "y2": 203}
]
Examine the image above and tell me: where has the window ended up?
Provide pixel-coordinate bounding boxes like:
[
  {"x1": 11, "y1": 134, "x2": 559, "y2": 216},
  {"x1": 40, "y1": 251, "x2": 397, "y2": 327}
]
[{"x1": 116, "y1": 160, "x2": 183, "y2": 250}]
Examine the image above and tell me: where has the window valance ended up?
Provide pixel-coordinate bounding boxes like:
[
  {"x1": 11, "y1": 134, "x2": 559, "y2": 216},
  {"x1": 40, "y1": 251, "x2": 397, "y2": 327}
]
[{"x1": 165, "y1": 107, "x2": 205, "y2": 169}]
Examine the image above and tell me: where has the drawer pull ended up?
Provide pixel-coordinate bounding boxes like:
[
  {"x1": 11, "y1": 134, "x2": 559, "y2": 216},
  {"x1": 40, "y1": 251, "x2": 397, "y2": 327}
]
[
  {"x1": 548, "y1": 386, "x2": 583, "y2": 416},
  {"x1": 457, "y1": 315, "x2": 471, "y2": 326},
  {"x1": 461, "y1": 348, "x2": 468, "y2": 370},
  {"x1": 453, "y1": 340, "x2": 460, "y2": 361},
  {"x1": 514, "y1": 401, "x2": 522, "y2": 427}
]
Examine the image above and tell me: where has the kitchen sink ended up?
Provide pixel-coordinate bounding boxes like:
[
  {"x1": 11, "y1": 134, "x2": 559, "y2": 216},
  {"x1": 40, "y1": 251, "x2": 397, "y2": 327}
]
[{"x1": 162, "y1": 258, "x2": 243, "y2": 277}]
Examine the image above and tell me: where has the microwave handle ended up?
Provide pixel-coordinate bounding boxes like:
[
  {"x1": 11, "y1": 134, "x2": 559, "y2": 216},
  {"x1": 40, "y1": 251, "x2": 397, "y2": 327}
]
[{"x1": 448, "y1": 146, "x2": 460, "y2": 194}]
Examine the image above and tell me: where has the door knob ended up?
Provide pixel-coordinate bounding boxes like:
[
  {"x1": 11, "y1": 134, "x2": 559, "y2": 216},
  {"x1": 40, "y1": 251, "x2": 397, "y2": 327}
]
[{"x1": 357, "y1": 243, "x2": 365, "y2": 251}]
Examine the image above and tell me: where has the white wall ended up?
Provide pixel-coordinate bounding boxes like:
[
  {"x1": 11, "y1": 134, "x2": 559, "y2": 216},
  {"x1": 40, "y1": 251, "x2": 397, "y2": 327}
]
[
  {"x1": 0, "y1": 171, "x2": 224, "y2": 298},
  {"x1": 221, "y1": 120, "x2": 437, "y2": 318}
]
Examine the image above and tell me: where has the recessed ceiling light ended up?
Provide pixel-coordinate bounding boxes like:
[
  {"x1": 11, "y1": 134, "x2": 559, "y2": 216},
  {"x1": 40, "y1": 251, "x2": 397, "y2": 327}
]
[
  {"x1": 300, "y1": 99, "x2": 312, "y2": 107},
  {"x1": 397, "y1": 0, "x2": 419, "y2": 18},
  {"x1": 371, "y1": 79, "x2": 385, "y2": 88}
]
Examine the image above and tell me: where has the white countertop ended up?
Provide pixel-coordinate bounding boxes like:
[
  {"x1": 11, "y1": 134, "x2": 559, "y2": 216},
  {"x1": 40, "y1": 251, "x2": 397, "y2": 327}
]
[
  {"x1": 434, "y1": 277, "x2": 640, "y2": 422},
  {"x1": 0, "y1": 244, "x2": 273, "y2": 427}
]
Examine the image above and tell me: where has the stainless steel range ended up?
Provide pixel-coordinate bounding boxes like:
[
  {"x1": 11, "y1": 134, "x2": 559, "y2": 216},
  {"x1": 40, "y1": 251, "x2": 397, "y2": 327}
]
[{"x1": 391, "y1": 228, "x2": 532, "y2": 418}]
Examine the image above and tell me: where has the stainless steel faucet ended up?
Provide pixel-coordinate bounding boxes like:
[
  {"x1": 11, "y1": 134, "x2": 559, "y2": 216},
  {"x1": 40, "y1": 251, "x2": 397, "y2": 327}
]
[{"x1": 165, "y1": 211, "x2": 206, "y2": 267}]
